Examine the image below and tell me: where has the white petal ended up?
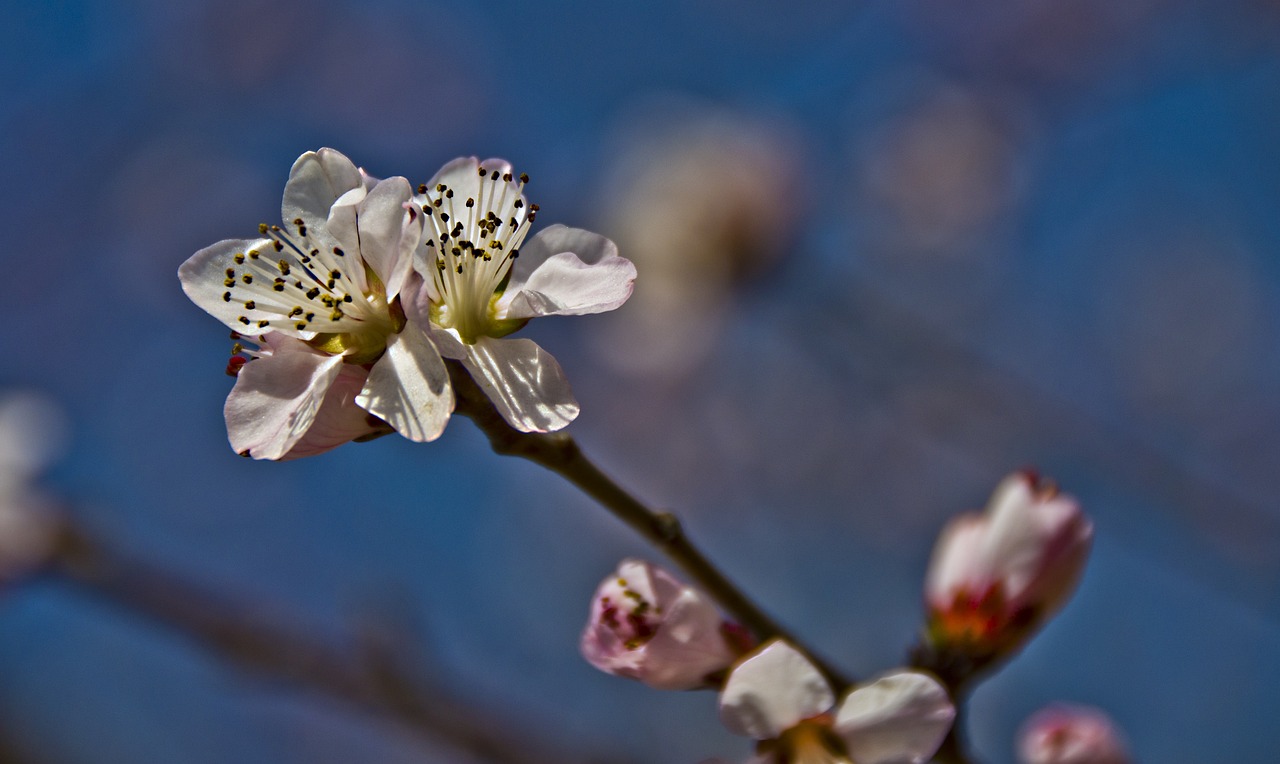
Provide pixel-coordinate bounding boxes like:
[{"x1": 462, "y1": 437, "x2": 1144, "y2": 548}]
[
  {"x1": 501, "y1": 226, "x2": 636, "y2": 319},
  {"x1": 225, "y1": 339, "x2": 344, "y2": 460},
  {"x1": 280, "y1": 364, "x2": 381, "y2": 460},
  {"x1": 420, "y1": 156, "x2": 514, "y2": 204},
  {"x1": 459, "y1": 337, "x2": 579, "y2": 433},
  {"x1": 356, "y1": 323, "x2": 453, "y2": 442},
  {"x1": 281, "y1": 149, "x2": 362, "y2": 233},
  {"x1": 924, "y1": 513, "x2": 989, "y2": 606},
  {"x1": 328, "y1": 177, "x2": 421, "y2": 300},
  {"x1": 983, "y1": 475, "x2": 1091, "y2": 606},
  {"x1": 718, "y1": 640, "x2": 835, "y2": 740},
  {"x1": 834, "y1": 672, "x2": 954, "y2": 764},
  {"x1": 180, "y1": 238, "x2": 310, "y2": 338}
]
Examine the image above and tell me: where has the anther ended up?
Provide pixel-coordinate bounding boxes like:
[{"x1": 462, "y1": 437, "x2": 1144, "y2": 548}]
[
  {"x1": 222, "y1": 292, "x2": 231, "y2": 302},
  {"x1": 465, "y1": 198, "x2": 474, "y2": 208},
  {"x1": 332, "y1": 247, "x2": 344, "y2": 257},
  {"x1": 241, "y1": 274, "x2": 253, "y2": 284},
  {"x1": 257, "y1": 320, "x2": 269, "y2": 328},
  {"x1": 306, "y1": 287, "x2": 320, "y2": 299},
  {"x1": 248, "y1": 250, "x2": 260, "y2": 259},
  {"x1": 258, "y1": 223, "x2": 269, "y2": 234},
  {"x1": 243, "y1": 300, "x2": 256, "y2": 309},
  {"x1": 519, "y1": 172, "x2": 529, "y2": 184},
  {"x1": 225, "y1": 268, "x2": 235, "y2": 277},
  {"x1": 224, "y1": 278, "x2": 235, "y2": 287},
  {"x1": 502, "y1": 172, "x2": 512, "y2": 182},
  {"x1": 273, "y1": 241, "x2": 284, "y2": 252},
  {"x1": 417, "y1": 184, "x2": 428, "y2": 193},
  {"x1": 278, "y1": 260, "x2": 291, "y2": 275},
  {"x1": 490, "y1": 170, "x2": 500, "y2": 180},
  {"x1": 233, "y1": 253, "x2": 245, "y2": 264},
  {"x1": 445, "y1": 189, "x2": 454, "y2": 198}
]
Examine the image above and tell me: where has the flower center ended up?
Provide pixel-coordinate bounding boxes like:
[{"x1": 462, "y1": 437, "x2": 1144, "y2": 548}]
[
  {"x1": 226, "y1": 222, "x2": 404, "y2": 363},
  {"x1": 597, "y1": 576, "x2": 664, "y2": 650},
  {"x1": 417, "y1": 167, "x2": 538, "y2": 344},
  {"x1": 771, "y1": 719, "x2": 850, "y2": 764}
]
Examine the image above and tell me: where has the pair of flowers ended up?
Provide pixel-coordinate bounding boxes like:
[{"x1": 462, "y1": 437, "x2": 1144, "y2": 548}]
[
  {"x1": 580, "y1": 472, "x2": 1094, "y2": 763},
  {"x1": 179, "y1": 149, "x2": 636, "y2": 459}
]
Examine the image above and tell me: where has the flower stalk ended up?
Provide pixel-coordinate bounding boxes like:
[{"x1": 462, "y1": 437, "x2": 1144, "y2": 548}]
[{"x1": 445, "y1": 360, "x2": 850, "y2": 690}]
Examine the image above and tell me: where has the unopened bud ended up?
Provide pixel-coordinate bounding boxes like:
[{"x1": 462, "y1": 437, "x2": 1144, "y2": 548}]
[
  {"x1": 1018, "y1": 705, "x2": 1129, "y2": 764},
  {"x1": 925, "y1": 471, "x2": 1092, "y2": 658},
  {"x1": 581, "y1": 559, "x2": 748, "y2": 690}
]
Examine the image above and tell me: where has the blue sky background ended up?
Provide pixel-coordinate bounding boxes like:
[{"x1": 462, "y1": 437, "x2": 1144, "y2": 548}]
[{"x1": 3, "y1": 1, "x2": 1280, "y2": 762}]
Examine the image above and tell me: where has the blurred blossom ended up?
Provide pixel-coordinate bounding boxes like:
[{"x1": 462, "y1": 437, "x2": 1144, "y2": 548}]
[
  {"x1": 718, "y1": 640, "x2": 953, "y2": 764},
  {"x1": 581, "y1": 559, "x2": 748, "y2": 690},
  {"x1": 0, "y1": 392, "x2": 66, "y2": 581},
  {"x1": 898, "y1": 0, "x2": 1166, "y2": 87},
  {"x1": 590, "y1": 101, "x2": 802, "y2": 378},
  {"x1": 1018, "y1": 705, "x2": 1130, "y2": 764},
  {"x1": 925, "y1": 471, "x2": 1092, "y2": 659},
  {"x1": 856, "y1": 79, "x2": 1028, "y2": 259}
]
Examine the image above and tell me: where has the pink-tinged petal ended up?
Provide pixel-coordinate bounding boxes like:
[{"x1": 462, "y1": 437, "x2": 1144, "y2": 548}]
[
  {"x1": 356, "y1": 323, "x2": 453, "y2": 442},
  {"x1": 225, "y1": 339, "x2": 345, "y2": 460},
  {"x1": 834, "y1": 671, "x2": 954, "y2": 764},
  {"x1": 581, "y1": 559, "x2": 736, "y2": 691},
  {"x1": 924, "y1": 513, "x2": 989, "y2": 607},
  {"x1": 460, "y1": 337, "x2": 578, "y2": 432},
  {"x1": 982, "y1": 474, "x2": 1092, "y2": 611},
  {"x1": 1018, "y1": 705, "x2": 1129, "y2": 764},
  {"x1": 719, "y1": 640, "x2": 834, "y2": 740},
  {"x1": 280, "y1": 364, "x2": 381, "y2": 460},
  {"x1": 327, "y1": 177, "x2": 421, "y2": 300},
  {"x1": 282, "y1": 149, "x2": 362, "y2": 233},
  {"x1": 500, "y1": 225, "x2": 636, "y2": 319},
  {"x1": 179, "y1": 237, "x2": 311, "y2": 337}
]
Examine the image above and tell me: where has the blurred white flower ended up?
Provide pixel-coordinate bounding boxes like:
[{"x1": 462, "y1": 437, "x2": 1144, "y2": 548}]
[
  {"x1": 0, "y1": 392, "x2": 66, "y2": 580},
  {"x1": 718, "y1": 640, "x2": 953, "y2": 764},
  {"x1": 581, "y1": 559, "x2": 748, "y2": 690},
  {"x1": 590, "y1": 103, "x2": 801, "y2": 378},
  {"x1": 408, "y1": 157, "x2": 635, "y2": 432},
  {"x1": 1018, "y1": 705, "x2": 1129, "y2": 764},
  {"x1": 925, "y1": 471, "x2": 1092, "y2": 657}
]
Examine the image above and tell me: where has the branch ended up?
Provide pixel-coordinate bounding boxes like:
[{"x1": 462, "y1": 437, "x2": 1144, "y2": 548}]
[
  {"x1": 45, "y1": 519, "x2": 629, "y2": 764},
  {"x1": 446, "y1": 360, "x2": 850, "y2": 690}
]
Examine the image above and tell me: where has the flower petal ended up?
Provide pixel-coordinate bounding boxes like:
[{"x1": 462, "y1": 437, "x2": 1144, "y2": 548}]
[
  {"x1": 180, "y1": 237, "x2": 311, "y2": 338},
  {"x1": 501, "y1": 225, "x2": 636, "y2": 319},
  {"x1": 924, "y1": 512, "x2": 989, "y2": 607},
  {"x1": 718, "y1": 640, "x2": 835, "y2": 740},
  {"x1": 280, "y1": 364, "x2": 382, "y2": 460},
  {"x1": 327, "y1": 177, "x2": 421, "y2": 300},
  {"x1": 834, "y1": 671, "x2": 954, "y2": 764},
  {"x1": 225, "y1": 337, "x2": 345, "y2": 460},
  {"x1": 356, "y1": 323, "x2": 453, "y2": 442},
  {"x1": 282, "y1": 149, "x2": 363, "y2": 234},
  {"x1": 420, "y1": 156, "x2": 514, "y2": 204},
  {"x1": 459, "y1": 337, "x2": 579, "y2": 433}
]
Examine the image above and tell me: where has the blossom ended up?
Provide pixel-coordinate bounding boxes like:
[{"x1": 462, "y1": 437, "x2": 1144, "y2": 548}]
[
  {"x1": 179, "y1": 149, "x2": 453, "y2": 459},
  {"x1": 0, "y1": 392, "x2": 65, "y2": 580},
  {"x1": 581, "y1": 559, "x2": 748, "y2": 690},
  {"x1": 925, "y1": 471, "x2": 1092, "y2": 657},
  {"x1": 1018, "y1": 705, "x2": 1130, "y2": 764},
  {"x1": 407, "y1": 158, "x2": 636, "y2": 432},
  {"x1": 718, "y1": 640, "x2": 954, "y2": 764}
]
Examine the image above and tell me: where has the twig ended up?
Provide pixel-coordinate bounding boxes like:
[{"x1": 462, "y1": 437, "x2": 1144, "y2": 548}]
[
  {"x1": 446, "y1": 360, "x2": 851, "y2": 690},
  {"x1": 45, "y1": 519, "x2": 628, "y2": 764}
]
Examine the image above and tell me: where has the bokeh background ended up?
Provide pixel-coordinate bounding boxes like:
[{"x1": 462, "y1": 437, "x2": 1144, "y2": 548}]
[{"x1": 4, "y1": 1, "x2": 1280, "y2": 761}]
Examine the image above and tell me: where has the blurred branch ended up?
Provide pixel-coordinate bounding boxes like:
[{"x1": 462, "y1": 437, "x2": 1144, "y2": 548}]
[
  {"x1": 45, "y1": 519, "x2": 628, "y2": 764},
  {"x1": 446, "y1": 361, "x2": 851, "y2": 691}
]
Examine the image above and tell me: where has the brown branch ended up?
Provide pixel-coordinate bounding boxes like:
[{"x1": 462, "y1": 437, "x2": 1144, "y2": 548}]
[
  {"x1": 45, "y1": 519, "x2": 630, "y2": 764},
  {"x1": 446, "y1": 360, "x2": 851, "y2": 691}
]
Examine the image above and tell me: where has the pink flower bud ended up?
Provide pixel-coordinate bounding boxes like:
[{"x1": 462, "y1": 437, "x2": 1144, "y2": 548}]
[
  {"x1": 581, "y1": 559, "x2": 745, "y2": 690},
  {"x1": 1018, "y1": 705, "x2": 1130, "y2": 764},
  {"x1": 925, "y1": 471, "x2": 1092, "y2": 655}
]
